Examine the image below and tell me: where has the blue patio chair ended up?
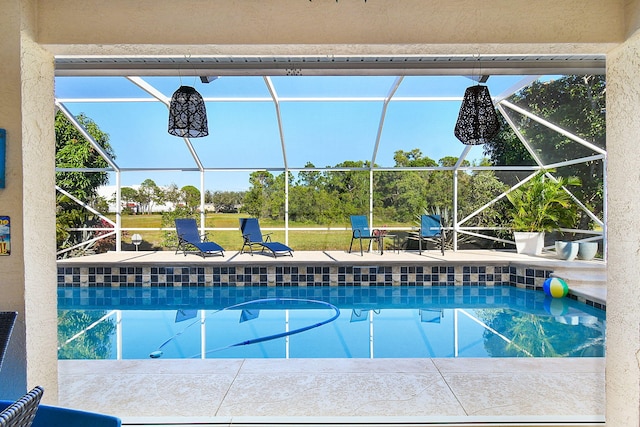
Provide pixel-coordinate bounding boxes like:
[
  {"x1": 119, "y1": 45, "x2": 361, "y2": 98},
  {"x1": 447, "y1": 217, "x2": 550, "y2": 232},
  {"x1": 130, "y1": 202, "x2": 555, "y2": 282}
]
[
  {"x1": 0, "y1": 392, "x2": 122, "y2": 427},
  {"x1": 348, "y1": 215, "x2": 381, "y2": 255},
  {"x1": 0, "y1": 386, "x2": 43, "y2": 427},
  {"x1": 239, "y1": 218, "x2": 293, "y2": 257},
  {"x1": 175, "y1": 218, "x2": 224, "y2": 258},
  {"x1": 416, "y1": 214, "x2": 445, "y2": 256},
  {"x1": 0, "y1": 312, "x2": 17, "y2": 373}
]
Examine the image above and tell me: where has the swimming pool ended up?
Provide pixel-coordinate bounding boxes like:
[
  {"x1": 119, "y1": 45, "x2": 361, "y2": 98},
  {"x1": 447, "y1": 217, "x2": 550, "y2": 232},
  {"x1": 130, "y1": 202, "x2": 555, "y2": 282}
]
[{"x1": 57, "y1": 285, "x2": 605, "y2": 359}]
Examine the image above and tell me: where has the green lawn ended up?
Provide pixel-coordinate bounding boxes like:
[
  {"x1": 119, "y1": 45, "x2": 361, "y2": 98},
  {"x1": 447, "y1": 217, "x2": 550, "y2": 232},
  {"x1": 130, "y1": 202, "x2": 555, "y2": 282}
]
[{"x1": 111, "y1": 213, "x2": 402, "y2": 252}]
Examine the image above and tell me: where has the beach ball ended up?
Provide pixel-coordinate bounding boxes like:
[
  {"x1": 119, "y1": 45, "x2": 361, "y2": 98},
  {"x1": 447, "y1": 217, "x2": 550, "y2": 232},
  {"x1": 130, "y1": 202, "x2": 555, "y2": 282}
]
[{"x1": 543, "y1": 277, "x2": 569, "y2": 298}]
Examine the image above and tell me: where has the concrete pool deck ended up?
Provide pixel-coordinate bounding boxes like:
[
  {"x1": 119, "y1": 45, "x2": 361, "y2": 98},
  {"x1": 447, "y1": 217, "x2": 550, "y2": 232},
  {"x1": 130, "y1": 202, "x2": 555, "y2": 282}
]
[
  {"x1": 56, "y1": 249, "x2": 607, "y2": 426},
  {"x1": 58, "y1": 358, "x2": 605, "y2": 425}
]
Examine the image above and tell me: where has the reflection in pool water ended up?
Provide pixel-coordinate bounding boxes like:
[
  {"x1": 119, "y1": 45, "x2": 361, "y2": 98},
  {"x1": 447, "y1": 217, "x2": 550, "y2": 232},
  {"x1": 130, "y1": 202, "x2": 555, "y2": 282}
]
[
  {"x1": 148, "y1": 298, "x2": 341, "y2": 358},
  {"x1": 57, "y1": 285, "x2": 605, "y2": 359}
]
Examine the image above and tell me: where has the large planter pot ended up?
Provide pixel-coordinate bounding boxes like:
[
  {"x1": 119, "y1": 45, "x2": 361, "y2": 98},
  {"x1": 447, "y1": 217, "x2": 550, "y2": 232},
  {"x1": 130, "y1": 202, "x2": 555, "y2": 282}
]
[
  {"x1": 578, "y1": 242, "x2": 598, "y2": 261},
  {"x1": 514, "y1": 232, "x2": 545, "y2": 255},
  {"x1": 555, "y1": 241, "x2": 579, "y2": 261}
]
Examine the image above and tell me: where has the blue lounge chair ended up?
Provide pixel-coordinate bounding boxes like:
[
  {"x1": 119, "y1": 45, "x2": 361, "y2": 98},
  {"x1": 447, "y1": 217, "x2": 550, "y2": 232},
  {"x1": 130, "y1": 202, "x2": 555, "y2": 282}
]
[
  {"x1": 416, "y1": 214, "x2": 445, "y2": 256},
  {"x1": 239, "y1": 218, "x2": 293, "y2": 257},
  {"x1": 175, "y1": 218, "x2": 224, "y2": 258},
  {"x1": 0, "y1": 386, "x2": 43, "y2": 427},
  {"x1": 348, "y1": 215, "x2": 381, "y2": 255}
]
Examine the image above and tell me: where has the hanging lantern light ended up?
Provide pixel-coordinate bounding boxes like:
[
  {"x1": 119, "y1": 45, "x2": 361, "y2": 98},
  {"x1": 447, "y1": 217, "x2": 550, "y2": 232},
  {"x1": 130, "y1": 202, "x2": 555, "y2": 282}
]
[
  {"x1": 454, "y1": 85, "x2": 500, "y2": 145},
  {"x1": 168, "y1": 86, "x2": 209, "y2": 138}
]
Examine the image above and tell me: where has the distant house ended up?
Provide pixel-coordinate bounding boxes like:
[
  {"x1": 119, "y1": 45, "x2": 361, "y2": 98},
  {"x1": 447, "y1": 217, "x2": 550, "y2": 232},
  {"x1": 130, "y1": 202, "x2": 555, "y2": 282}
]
[{"x1": 97, "y1": 185, "x2": 177, "y2": 213}]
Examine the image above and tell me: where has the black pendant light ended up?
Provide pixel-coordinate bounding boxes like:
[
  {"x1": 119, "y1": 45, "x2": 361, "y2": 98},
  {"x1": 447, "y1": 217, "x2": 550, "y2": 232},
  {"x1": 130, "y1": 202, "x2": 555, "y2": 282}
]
[
  {"x1": 454, "y1": 85, "x2": 500, "y2": 145},
  {"x1": 168, "y1": 86, "x2": 209, "y2": 138}
]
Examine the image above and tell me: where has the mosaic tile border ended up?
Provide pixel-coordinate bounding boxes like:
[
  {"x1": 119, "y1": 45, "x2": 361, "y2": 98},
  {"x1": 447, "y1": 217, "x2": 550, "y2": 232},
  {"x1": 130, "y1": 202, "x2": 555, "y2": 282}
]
[
  {"x1": 566, "y1": 293, "x2": 606, "y2": 311},
  {"x1": 57, "y1": 264, "x2": 551, "y2": 289},
  {"x1": 57, "y1": 284, "x2": 535, "y2": 311}
]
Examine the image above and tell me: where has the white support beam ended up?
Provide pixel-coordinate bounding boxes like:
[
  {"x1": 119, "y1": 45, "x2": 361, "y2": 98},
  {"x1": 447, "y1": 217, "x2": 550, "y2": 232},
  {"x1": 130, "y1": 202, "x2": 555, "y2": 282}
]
[
  {"x1": 264, "y1": 76, "x2": 290, "y2": 242},
  {"x1": 500, "y1": 100, "x2": 607, "y2": 155},
  {"x1": 371, "y1": 76, "x2": 403, "y2": 166}
]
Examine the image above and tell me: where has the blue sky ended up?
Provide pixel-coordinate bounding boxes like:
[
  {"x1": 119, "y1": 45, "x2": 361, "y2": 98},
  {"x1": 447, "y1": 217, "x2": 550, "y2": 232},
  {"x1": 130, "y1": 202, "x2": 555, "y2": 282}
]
[{"x1": 55, "y1": 74, "x2": 538, "y2": 192}]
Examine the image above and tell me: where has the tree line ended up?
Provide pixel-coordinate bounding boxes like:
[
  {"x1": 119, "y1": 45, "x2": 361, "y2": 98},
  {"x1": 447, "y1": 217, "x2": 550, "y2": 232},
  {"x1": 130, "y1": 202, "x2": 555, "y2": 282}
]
[
  {"x1": 97, "y1": 150, "x2": 507, "y2": 229},
  {"x1": 241, "y1": 153, "x2": 508, "y2": 227},
  {"x1": 118, "y1": 181, "x2": 245, "y2": 215}
]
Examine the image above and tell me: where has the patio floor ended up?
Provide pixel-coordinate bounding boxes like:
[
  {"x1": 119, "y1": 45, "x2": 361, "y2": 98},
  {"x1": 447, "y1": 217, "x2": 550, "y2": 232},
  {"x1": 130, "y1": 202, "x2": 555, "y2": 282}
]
[{"x1": 57, "y1": 249, "x2": 607, "y2": 426}]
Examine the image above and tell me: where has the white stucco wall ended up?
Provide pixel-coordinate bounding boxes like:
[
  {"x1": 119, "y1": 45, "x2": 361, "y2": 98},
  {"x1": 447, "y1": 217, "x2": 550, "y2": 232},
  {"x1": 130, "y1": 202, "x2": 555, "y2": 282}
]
[
  {"x1": 0, "y1": 0, "x2": 57, "y2": 402},
  {"x1": 38, "y1": 0, "x2": 621, "y2": 56},
  {"x1": 605, "y1": 29, "x2": 640, "y2": 426},
  {"x1": 0, "y1": 0, "x2": 29, "y2": 400}
]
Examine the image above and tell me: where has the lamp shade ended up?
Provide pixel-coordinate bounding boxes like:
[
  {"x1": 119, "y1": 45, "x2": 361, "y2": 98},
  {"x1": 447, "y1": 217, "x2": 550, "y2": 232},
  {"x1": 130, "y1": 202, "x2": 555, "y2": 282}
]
[
  {"x1": 454, "y1": 85, "x2": 500, "y2": 145},
  {"x1": 168, "y1": 86, "x2": 209, "y2": 138}
]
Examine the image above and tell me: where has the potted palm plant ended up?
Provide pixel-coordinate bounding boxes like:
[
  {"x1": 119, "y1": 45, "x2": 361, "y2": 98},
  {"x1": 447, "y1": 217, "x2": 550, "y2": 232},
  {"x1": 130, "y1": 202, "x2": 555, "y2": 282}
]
[{"x1": 506, "y1": 172, "x2": 580, "y2": 255}]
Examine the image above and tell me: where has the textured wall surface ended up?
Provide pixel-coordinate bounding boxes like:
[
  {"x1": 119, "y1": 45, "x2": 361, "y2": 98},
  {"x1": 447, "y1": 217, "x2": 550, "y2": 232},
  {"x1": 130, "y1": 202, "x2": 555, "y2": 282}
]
[
  {"x1": 0, "y1": 0, "x2": 28, "y2": 400},
  {"x1": 0, "y1": 0, "x2": 57, "y2": 403},
  {"x1": 20, "y1": 33, "x2": 57, "y2": 402},
  {"x1": 37, "y1": 0, "x2": 622, "y2": 53},
  {"x1": 605, "y1": 30, "x2": 640, "y2": 427}
]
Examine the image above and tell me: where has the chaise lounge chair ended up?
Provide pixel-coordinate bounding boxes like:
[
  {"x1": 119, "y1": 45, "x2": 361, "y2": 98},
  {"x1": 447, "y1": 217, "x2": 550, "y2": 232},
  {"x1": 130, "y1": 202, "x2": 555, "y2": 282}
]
[
  {"x1": 414, "y1": 214, "x2": 445, "y2": 256},
  {"x1": 175, "y1": 218, "x2": 225, "y2": 258},
  {"x1": 348, "y1": 215, "x2": 381, "y2": 255},
  {"x1": 239, "y1": 218, "x2": 293, "y2": 257}
]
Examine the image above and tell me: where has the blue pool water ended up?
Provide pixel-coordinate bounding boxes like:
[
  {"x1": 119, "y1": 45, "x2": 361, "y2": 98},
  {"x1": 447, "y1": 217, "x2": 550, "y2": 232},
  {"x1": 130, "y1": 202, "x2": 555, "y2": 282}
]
[{"x1": 57, "y1": 286, "x2": 605, "y2": 359}]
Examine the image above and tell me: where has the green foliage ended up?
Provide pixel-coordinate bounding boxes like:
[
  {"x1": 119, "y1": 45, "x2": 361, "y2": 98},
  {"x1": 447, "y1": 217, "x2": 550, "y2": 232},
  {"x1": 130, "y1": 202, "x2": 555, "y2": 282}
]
[
  {"x1": 242, "y1": 171, "x2": 276, "y2": 217},
  {"x1": 55, "y1": 111, "x2": 114, "y2": 200},
  {"x1": 506, "y1": 172, "x2": 581, "y2": 232},
  {"x1": 181, "y1": 185, "x2": 201, "y2": 212},
  {"x1": 240, "y1": 150, "x2": 510, "y2": 232},
  {"x1": 483, "y1": 114, "x2": 534, "y2": 167},
  {"x1": 207, "y1": 190, "x2": 245, "y2": 212},
  {"x1": 376, "y1": 150, "x2": 434, "y2": 221},
  {"x1": 120, "y1": 187, "x2": 139, "y2": 205},
  {"x1": 164, "y1": 183, "x2": 182, "y2": 206},
  {"x1": 138, "y1": 179, "x2": 164, "y2": 214},
  {"x1": 393, "y1": 149, "x2": 437, "y2": 167},
  {"x1": 55, "y1": 111, "x2": 115, "y2": 255},
  {"x1": 325, "y1": 161, "x2": 370, "y2": 216},
  {"x1": 484, "y1": 75, "x2": 605, "y2": 228}
]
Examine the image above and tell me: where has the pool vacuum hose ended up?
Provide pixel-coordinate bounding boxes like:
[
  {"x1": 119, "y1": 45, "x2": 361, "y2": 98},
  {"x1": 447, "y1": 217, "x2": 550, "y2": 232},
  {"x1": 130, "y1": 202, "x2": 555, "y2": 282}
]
[{"x1": 149, "y1": 297, "x2": 340, "y2": 358}]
